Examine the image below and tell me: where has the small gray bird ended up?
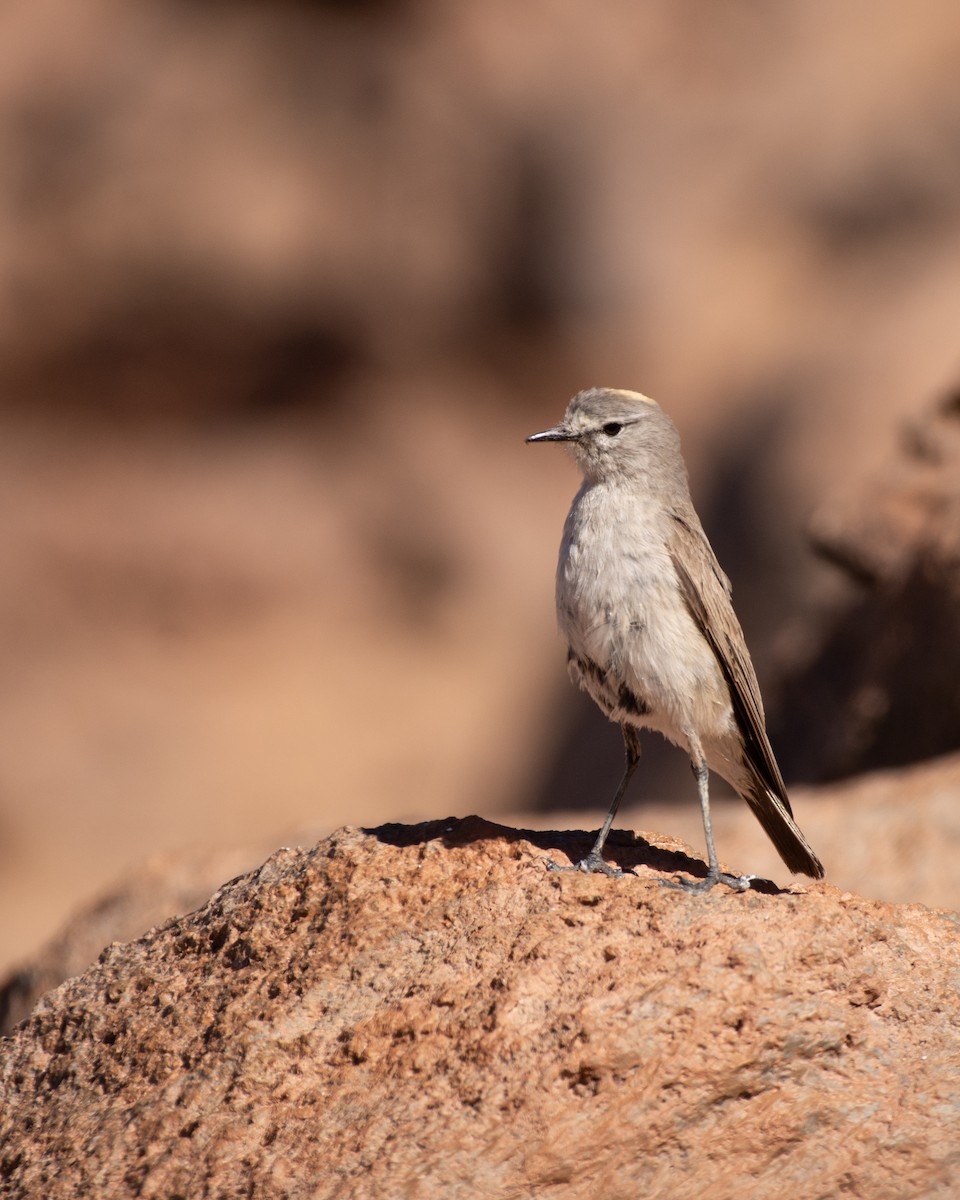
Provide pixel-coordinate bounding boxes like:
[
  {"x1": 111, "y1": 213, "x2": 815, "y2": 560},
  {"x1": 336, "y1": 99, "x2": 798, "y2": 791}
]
[{"x1": 527, "y1": 387, "x2": 824, "y2": 892}]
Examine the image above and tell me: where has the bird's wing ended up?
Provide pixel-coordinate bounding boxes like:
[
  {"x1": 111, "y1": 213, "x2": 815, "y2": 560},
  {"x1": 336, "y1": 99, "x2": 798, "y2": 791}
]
[{"x1": 667, "y1": 511, "x2": 794, "y2": 816}]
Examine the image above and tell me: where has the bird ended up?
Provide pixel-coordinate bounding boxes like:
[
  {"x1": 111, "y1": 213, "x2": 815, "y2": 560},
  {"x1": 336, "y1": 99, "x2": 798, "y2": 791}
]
[{"x1": 527, "y1": 387, "x2": 824, "y2": 892}]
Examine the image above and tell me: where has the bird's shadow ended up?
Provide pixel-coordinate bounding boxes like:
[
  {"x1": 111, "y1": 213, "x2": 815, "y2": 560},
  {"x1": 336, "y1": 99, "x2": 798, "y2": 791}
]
[{"x1": 362, "y1": 814, "x2": 785, "y2": 895}]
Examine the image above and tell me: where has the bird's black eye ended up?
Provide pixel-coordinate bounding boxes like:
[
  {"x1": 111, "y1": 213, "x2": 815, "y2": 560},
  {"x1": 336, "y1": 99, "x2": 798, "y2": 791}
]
[{"x1": 602, "y1": 421, "x2": 623, "y2": 437}]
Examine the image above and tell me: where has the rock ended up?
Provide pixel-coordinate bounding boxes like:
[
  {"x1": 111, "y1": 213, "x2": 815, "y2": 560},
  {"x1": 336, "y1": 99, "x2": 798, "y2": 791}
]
[
  {"x1": 626, "y1": 751, "x2": 960, "y2": 913},
  {"x1": 0, "y1": 840, "x2": 281, "y2": 1035},
  {"x1": 7, "y1": 750, "x2": 960, "y2": 1037},
  {"x1": 809, "y1": 389, "x2": 960, "y2": 588},
  {"x1": 2, "y1": 818, "x2": 959, "y2": 1199},
  {"x1": 773, "y1": 391, "x2": 960, "y2": 781}
]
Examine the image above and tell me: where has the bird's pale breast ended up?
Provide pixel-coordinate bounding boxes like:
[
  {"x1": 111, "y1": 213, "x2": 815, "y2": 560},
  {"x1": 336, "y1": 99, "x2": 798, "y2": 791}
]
[{"x1": 556, "y1": 483, "x2": 735, "y2": 750}]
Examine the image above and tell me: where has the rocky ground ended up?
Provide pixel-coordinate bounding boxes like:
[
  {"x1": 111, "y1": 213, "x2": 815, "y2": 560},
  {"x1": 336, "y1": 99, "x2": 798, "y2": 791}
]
[{"x1": 2, "y1": 819, "x2": 958, "y2": 1199}]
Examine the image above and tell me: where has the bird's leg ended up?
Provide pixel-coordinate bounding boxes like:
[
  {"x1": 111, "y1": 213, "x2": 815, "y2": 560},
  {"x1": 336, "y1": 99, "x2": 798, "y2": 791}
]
[
  {"x1": 663, "y1": 745, "x2": 751, "y2": 894},
  {"x1": 548, "y1": 726, "x2": 641, "y2": 877}
]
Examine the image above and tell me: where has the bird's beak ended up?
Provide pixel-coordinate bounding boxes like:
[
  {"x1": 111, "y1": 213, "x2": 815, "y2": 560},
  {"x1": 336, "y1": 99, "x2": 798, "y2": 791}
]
[{"x1": 526, "y1": 424, "x2": 575, "y2": 444}]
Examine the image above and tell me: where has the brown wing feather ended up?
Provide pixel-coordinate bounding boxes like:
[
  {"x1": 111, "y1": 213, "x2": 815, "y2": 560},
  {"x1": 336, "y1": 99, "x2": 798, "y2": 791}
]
[
  {"x1": 668, "y1": 512, "x2": 825, "y2": 879},
  {"x1": 667, "y1": 512, "x2": 790, "y2": 809}
]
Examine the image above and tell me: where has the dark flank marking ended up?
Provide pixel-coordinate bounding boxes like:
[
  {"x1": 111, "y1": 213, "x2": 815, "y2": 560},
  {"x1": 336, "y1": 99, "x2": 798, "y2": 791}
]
[
  {"x1": 569, "y1": 650, "x2": 650, "y2": 717},
  {"x1": 571, "y1": 652, "x2": 607, "y2": 688},
  {"x1": 616, "y1": 684, "x2": 649, "y2": 717}
]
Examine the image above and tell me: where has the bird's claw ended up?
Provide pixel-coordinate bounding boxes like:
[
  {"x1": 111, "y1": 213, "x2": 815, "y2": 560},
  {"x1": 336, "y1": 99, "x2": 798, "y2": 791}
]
[
  {"x1": 661, "y1": 870, "x2": 753, "y2": 894},
  {"x1": 545, "y1": 852, "x2": 624, "y2": 878}
]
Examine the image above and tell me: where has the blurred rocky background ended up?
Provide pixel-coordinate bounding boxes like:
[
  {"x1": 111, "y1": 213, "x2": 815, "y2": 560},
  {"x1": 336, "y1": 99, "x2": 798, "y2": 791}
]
[{"x1": 4, "y1": 0, "x2": 960, "y2": 975}]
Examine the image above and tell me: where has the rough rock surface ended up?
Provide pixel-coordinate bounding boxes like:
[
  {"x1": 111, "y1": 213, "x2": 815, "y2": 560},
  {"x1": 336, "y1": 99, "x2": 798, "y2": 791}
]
[
  {"x1": 0, "y1": 839, "x2": 285, "y2": 1035},
  {"x1": 3, "y1": 818, "x2": 960, "y2": 1199}
]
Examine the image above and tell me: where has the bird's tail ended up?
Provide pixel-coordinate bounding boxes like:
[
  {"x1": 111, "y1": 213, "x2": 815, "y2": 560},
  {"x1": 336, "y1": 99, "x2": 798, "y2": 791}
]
[{"x1": 742, "y1": 785, "x2": 825, "y2": 879}]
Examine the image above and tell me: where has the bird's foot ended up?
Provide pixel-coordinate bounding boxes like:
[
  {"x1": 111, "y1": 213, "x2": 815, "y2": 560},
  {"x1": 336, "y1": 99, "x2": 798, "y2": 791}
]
[
  {"x1": 661, "y1": 870, "x2": 753, "y2": 894},
  {"x1": 546, "y1": 851, "x2": 624, "y2": 878}
]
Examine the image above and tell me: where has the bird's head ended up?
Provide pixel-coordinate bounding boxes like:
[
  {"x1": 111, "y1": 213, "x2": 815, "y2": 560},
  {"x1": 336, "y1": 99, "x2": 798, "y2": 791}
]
[{"x1": 526, "y1": 387, "x2": 681, "y2": 485}]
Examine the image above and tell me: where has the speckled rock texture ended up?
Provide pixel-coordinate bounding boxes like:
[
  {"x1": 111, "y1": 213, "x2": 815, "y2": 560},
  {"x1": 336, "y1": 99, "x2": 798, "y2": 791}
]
[
  {"x1": 2, "y1": 817, "x2": 959, "y2": 1199},
  {"x1": 0, "y1": 839, "x2": 291, "y2": 1036}
]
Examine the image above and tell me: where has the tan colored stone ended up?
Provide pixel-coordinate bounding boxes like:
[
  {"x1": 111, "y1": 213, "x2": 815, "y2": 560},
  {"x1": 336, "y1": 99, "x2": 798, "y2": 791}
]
[
  {"x1": 774, "y1": 394, "x2": 960, "y2": 780},
  {"x1": 621, "y1": 752, "x2": 960, "y2": 912},
  {"x1": 0, "y1": 840, "x2": 280, "y2": 1035},
  {"x1": 2, "y1": 819, "x2": 959, "y2": 1199}
]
